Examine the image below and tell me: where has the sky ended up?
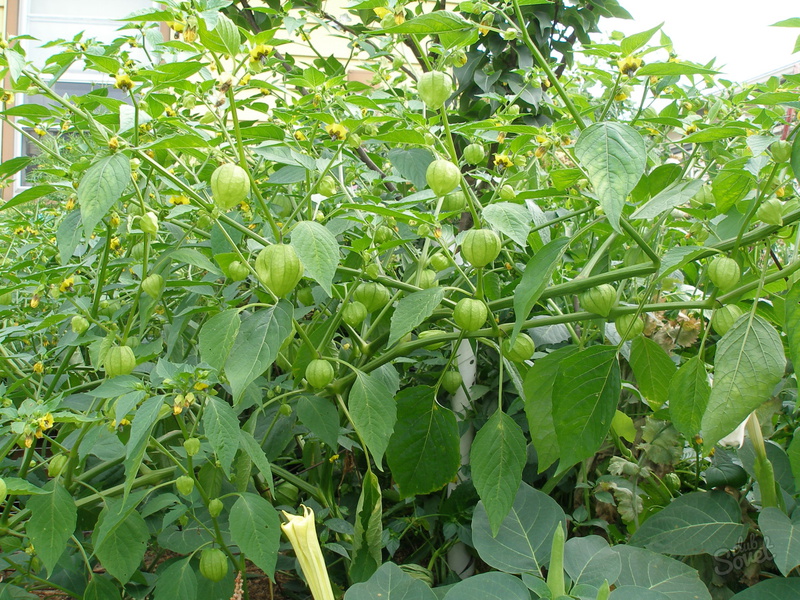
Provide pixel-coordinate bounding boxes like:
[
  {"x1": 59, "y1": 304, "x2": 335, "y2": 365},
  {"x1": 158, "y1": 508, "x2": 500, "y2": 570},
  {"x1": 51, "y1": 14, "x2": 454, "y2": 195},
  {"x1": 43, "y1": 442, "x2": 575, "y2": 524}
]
[{"x1": 601, "y1": 0, "x2": 800, "y2": 82}]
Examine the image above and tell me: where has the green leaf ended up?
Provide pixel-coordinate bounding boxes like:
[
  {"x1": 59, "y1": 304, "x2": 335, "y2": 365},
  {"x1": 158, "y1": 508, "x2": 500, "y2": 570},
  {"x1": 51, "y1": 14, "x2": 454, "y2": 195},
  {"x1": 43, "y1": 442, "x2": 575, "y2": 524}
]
[
  {"x1": 0, "y1": 156, "x2": 32, "y2": 181},
  {"x1": 482, "y1": 202, "x2": 531, "y2": 248},
  {"x1": 612, "y1": 545, "x2": 711, "y2": 599},
  {"x1": 388, "y1": 287, "x2": 444, "y2": 347},
  {"x1": 701, "y1": 315, "x2": 785, "y2": 451},
  {"x1": 290, "y1": 221, "x2": 339, "y2": 296},
  {"x1": 344, "y1": 562, "x2": 437, "y2": 600},
  {"x1": 668, "y1": 357, "x2": 710, "y2": 439},
  {"x1": 224, "y1": 301, "x2": 293, "y2": 403},
  {"x1": 771, "y1": 17, "x2": 800, "y2": 27},
  {"x1": 93, "y1": 500, "x2": 148, "y2": 584},
  {"x1": 57, "y1": 210, "x2": 82, "y2": 265},
  {"x1": 552, "y1": 346, "x2": 620, "y2": 469},
  {"x1": 349, "y1": 371, "x2": 398, "y2": 468},
  {"x1": 472, "y1": 482, "x2": 566, "y2": 574},
  {"x1": 630, "y1": 491, "x2": 747, "y2": 555},
  {"x1": 229, "y1": 493, "x2": 281, "y2": 579},
  {"x1": 730, "y1": 578, "x2": 800, "y2": 599},
  {"x1": 629, "y1": 336, "x2": 676, "y2": 408},
  {"x1": 153, "y1": 558, "x2": 197, "y2": 600},
  {"x1": 564, "y1": 536, "x2": 621, "y2": 588},
  {"x1": 470, "y1": 410, "x2": 527, "y2": 536},
  {"x1": 26, "y1": 483, "x2": 77, "y2": 575},
  {"x1": 620, "y1": 23, "x2": 663, "y2": 56},
  {"x1": 789, "y1": 430, "x2": 800, "y2": 492},
  {"x1": 388, "y1": 148, "x2": 434, "y2": 190},
  {"x1": 636, "y1": 62, "x2": 719, "y2": 76},
  {"x1": 712, "y1": 169, "x2": 754, "y2": 213},
  {"x1": 758, "y1": 508, "x2": 800, "y2": 576},
  {"x1": 385, "y1": 386, "x2": 459, "y2": 497},
  {"x1": 297, "y1": 395, "x2": 340, "y2": 449},
  {"x1": 1, "y1": 184, "x2": 58, "y2": 212},
  {"x1": 199, "y1": 309, "x2": 241, "y2": 371},
  {"x1": 657, "y1": 245, "x2": 715, "y2": 279},
  {"x1": 681, "y1": 126, "x2": 747, "y2": 144},
  {"x1": 523, "y1": 346, "x2": 578, "y2": 472},
  {"x1": 350, "y1": 470, "x2": 382, "y2": 583},
  {"x1": 631, "y1": 180, "x2": 702, "y2": 219},
  {"x1": 512, "y1": 238, "x2": 570, "y2": 343},
  {"x1": 574, "y1": 122, "x2": 646, "y2": 233},
  {"x1": 123, "y1": 395, "x2": 164, "y2": 497},
  {"x1": 379, "y1": 11, "x2": 472, "y2": 34},
  {"x1": 202, "y1": 397, "x2": 241, "y2": 477},
  {"x1": 79, "y1": 154, "x2": 131, "y2": 237},
  {"x1": 2, "y1": 478, "x2": 46, "y2": 495},
  {"x1": 238, "y1": 429, "x2": 274, "y2": 491},
  {"x1": 83, "y1": 576, "x2": 121, "y2": 600},
  {"x1": 443, "y1": 572, "x2": 530, "y2": 600},
  {"x1": 786, "y1": 280, "x2": 800, "y2": 369},
  {"x1": 791, "y1": 129, "x2": 800, "y2": 185}
]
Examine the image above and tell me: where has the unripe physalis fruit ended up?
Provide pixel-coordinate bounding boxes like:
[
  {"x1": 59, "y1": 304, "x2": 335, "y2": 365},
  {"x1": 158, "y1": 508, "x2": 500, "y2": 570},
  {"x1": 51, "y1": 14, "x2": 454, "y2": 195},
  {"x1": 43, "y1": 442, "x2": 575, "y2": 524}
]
[
  {"x1": 418, "y1": 330, "x2": 446, "y2": 349},
  {"x1": 305, "y1": 359, "x2": 335, "y2": 389},
  {"x1": 417, "y1": 269, "x2": 436, "y2": 289},
  {"x1": 71, "y1": 315, "x2": 90, "y2": 335},
  {"x1": 278, "y1": 403, "x2": 293, "y2": 416},
  {"x1": 227, "y1": 260, "x2": 249, "y2": 282},
  {"x1": 463, "y1": 143, "x2": 485, "y2": 165},
  {"x1": 208, "y1": 498, "x2": 224, "y2": 518},
  {"x1": 614, "y1": 313, "x2": 644, "y2": 341},
  {"x1": 353, "y1": 282, "x2": 391, "y2": 312},
  {"x1": 0, "y1": 478, "x2": 6, "y2": 504},
  {"x1": 374, "y1": 225, "x2": 394, "y2": 244},
  {"x1": 441, "y1": 370, "x2": 463, "y2": 394},
  {"x1": 426, "y1": 159, "x2": 461, "y2": 197},
  {"x1": 364, "y1": 263, "x2": 382, "y2": 279},
  {"x1": 184, "y1": 437, "x2": 200, "y2": 457},
  {"x1": 417, "y1": 71, "x2": 453, "y2": 109},
  {"x1": 142, "y1": 273, "x2": 165, "y2": 300},
  {"x1": 176, "y1": 475, "x2": 195, "y2": 496},
  {"x1": 498, "y1": 185, "x2": 517, "y2": 201},
  {"x1": 580, "y1": 284, "x2": 616, "y2": 318},
  {"x1": 429, "y1": 252, "x2": 450, "y2": 271},
  {"x1": 756, "y1": 198, "x2": 783, "y2": 226},
  {"x1": 441, "y1": 190, "x2": 467, "y2": 213},
  {"x1": 460, "y1": 229, "x2": 502, "y2": 268},
  {"x1": 708, "y1": 256, "x2": 740, "y2": 292},
  {"x1": 317, "y1": 175, "x2": 337, "y2": 197},
  {"x1": 139, "y1": 211, "x2": 158, "y2": 235},
  {"x1": 104, "y1": 345, "x2": 136, "y2": 377},
  {"x1": 255, "y1": 244, "x2": 304, "y2": 297},
  {"x1": 211, "y1": 163, "x2": 249, "y2": 211},
  {"x1": 453, "y1": 298, "x2": 488, "y2": 332},
  {"x1": 48, "y1": 454, "x2": 68, "y2": 478},
  {"x1": 199, "y1": 548, "x2": 228, "y2": 582},
  {"x1": 503, "y1": 333, "x2": 535, "y2": 362},
  {"x1": 771, "y1": 140, "x2": 792, "y2": 163},
  {"x1": 712, "y1": 304, "x2": 744, "y2": 336},
  {"x1": 343, "y1": 301, "x2": 368, "y2": 327}
]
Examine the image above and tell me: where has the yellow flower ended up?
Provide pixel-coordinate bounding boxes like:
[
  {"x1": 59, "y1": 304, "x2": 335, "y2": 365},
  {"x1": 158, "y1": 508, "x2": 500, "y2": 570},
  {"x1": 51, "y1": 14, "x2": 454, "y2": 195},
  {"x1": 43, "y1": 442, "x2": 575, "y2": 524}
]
[
  {"x1": 165, "y1": 106, "x2": 177, "y2": 117},
  {"x1": 493, "y1": 154, "x2": 513, "y2": 169},
  {"x1": 30, "y1": 295, "x2": 40, "y2": 309},
  {"x1": 119, "y1": 418, "x2": 131, "y2": 426},
  {"x1": 194, "y1": 382, "x2": 209, "y2": 391},
  {"x1": 33, "y1": 362, "x2": 44, "y2": 374},
  {"x1": 281, "y1": 506, "x2": 335, "y2": 600},
  {"x1": 776, "y1": 187, "x2": 786, "y2": 198},
  {"x1": 535, "y1": 146, "x2": 547, "y2": 158},
  {"x1": 65, "y1": 197, "x2": 76, "y2": 210},
  {"x1": 617, "y1": 55, "x2": 642, "y2": 77},
  {"x1": 170, "y1": 195, "x2": 190, "y2": 205},
  {"x1": 614, "y1": 92, "x2": 628, "y2": 101},
  {"x1": 685, "y1": 124, "x2": 697, "y2": 135},
  {"x1": 108, "y1": 137, "x2": 119, "y2": 151},
  {"x1": 373, "y1": 7, "x2": 391, "y2": 17},
  {"x1": 110, "y1": 237, "x2": 121, "y2": 251},
  {"x1": 59, "y1": 277, "x2": 74, "y2": 293},
  {"x1": 37, "y1": 413, "x2": 54, "y2": 431},
  {"x1": 14, "y1": 226, "x2": 24, "y2": 235},
  {"x1": 250, "y1": 44, "x2": 274, "y2": 62},
  {"x1": 325, "y1": 123, "x2": 348, "y2": 141},
  {"x1": 115, "y1": 73, "x2": 134, "y2": 91},
  {"x1": 294, "y1": 130, "x2": 307, "y2": 141},
  {"x1": 0, "y1": 90, "x2": 13, "y2": 104}
]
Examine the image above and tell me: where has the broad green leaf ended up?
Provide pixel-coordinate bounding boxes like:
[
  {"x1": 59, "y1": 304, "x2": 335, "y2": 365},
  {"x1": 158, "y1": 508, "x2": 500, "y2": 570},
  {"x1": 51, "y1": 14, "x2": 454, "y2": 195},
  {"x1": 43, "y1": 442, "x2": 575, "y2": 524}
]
[
  {"x1": 385, "y1": 386, "x2": 459, "y2": 497},
  {"x1": 350, "y1": 471, "x2": 382, "y2": 583},
  {"x1": 290, "y1": 221, "x2": 339, "y2": 296},
  {"x1": 442, "y1": 572, "x2": 530, "y2": 600},
  {"x1": 620, "y1": 23, "x2": 663, "y2": 56},
  {"x1": 224, "y1": 301, "x2": 293, "y2": 403},
  {"x1": 79, "y1": 154, "x2": 131, "y2": 237},
  {"x1": 0, "y1": 156, "x2": 32, "y2": 181},
  {"x1": 57, "y1": 210, "x2": 82, "y2": 265},
  {"x1": 344, "y1": 562, "x2": 437, "y2": 600},
  {"x1": 613, "y1": 545, "x2": 711, "y2": 599},
  {"x1": 631, "y1": 179, "x2": 702, "y2": 219},
  {"x1": 93, "y1": 502, "x2": 148, "y2": 584},
  {"x1": 472, "y1": 482, "x2": 566, "y2": 574},
  {"x1": 297, "y1": 395, "x2": 340, "y2": 449},
  {"x1": 482, "y1": 202, "x2": 531, "y2": 248},
  {"x1": 238, "y1": 430, "x2": 274, "y2": 491},
  {"x1": 701, "y1": 315, "x2": 785, "y2": 451},
  {"x1": 629, "y1": 336, "x2": 676, "y2": 408},
  {"x1": 199, "y1": 309, "x2": 241, "y2": 371},
  {"x1": 379, "y1": 11, "x2": 472, "y2": 34},
  {"x1": 512, "y1": 237, "x2": 569, "y2": 342},
  {"x1": 712, "y1": 169, "x2": 754, "y2": 213},
  {"x1": 229, "y1": 493, "x2": 281, "y2": 579},
  {"x1": 523, "y1": 346, "x2": 578, "y2": 473},
  {"x1": 202, "y1": 397, "x2": 240, "y2": 477},
  {"x1": 730, "y1": 578, "x2": 800, "y2": 599},
  {"x1": 758, "y1": 508, "x2": 800, "y2": 576},
  {"x1": 470, "y1": 410, "x2": 527, "y2": 536},
  {"x1": 574, "y1": 122, "x2": 646, "y2": 232},
  {"x1": 668, "y1": 357, "x2": 710, "y2": 439},
  {"x1": 3, "y1": 478, "x2": 46, "y2": 495},
  {"x1": 738, "y1": 439, "x2": 795, "y2": 494},
  {"x1": 26, "y1": 483, "x2": 77, "y2": 575},
  {"x1": 388, "y1": 287, "x2": 444, "y2": 346},
  {"x1": 636, "y1": 62, "x2": 719, "y2": 76},
  {"x1": 123, "y1": 395, "x2": 164, "y2": 497},
  {"x1": 612, "y1": 410, "x2": 636, "y2": 442},
  {"x1": 630, "y1": 491, "x2": 747, "y2": 555},
  {"x1": 657, "y1": 245, "x2": 715, "y2": 279},
  {"x1": 83, "y1": 576, "x2": 121, "y2": 600},
  {"x1": 791, "y1": 129, "x2": 800, "y2": 185},
  {"x1": 564, "y1": 536, "x2": 621, "y2": 588},
  {"x1": 788, "y1": 430, "x2": 800, "y2": 492},
  {"x1": 153, "y1": 558, "x2": 197, "y2": 600},
  {"x1": 349, "y1": 371, "x2": 397, "y2": 468},
  {"x1": 552, "y1": 346, "x2": 620, "y2": 469},
  {"x1": 786, "y1": 281, "x2": 800, "y2": 369},
  {"x1": 609, "y1": 588, "x2": 669, "y2": 599},
  {"x1": 387, "y1": 148, "x2": 433, "y2": 190},
  {"x1": 0, "y1": 184, "x2": 58, "y2": 212},
  {"x1": 681, "y1": 126, "x2": 746, "y2": 144},
  {"x1": 772, "y1": 17, "x2": 800, "y2": 27}
]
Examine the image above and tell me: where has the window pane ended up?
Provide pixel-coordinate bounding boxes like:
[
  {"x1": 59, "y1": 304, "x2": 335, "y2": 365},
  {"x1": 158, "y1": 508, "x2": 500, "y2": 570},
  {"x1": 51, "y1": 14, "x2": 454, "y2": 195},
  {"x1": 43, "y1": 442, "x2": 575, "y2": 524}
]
[{"x1": 29, "y1": 0, "x2": 153, "y2": 19}]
